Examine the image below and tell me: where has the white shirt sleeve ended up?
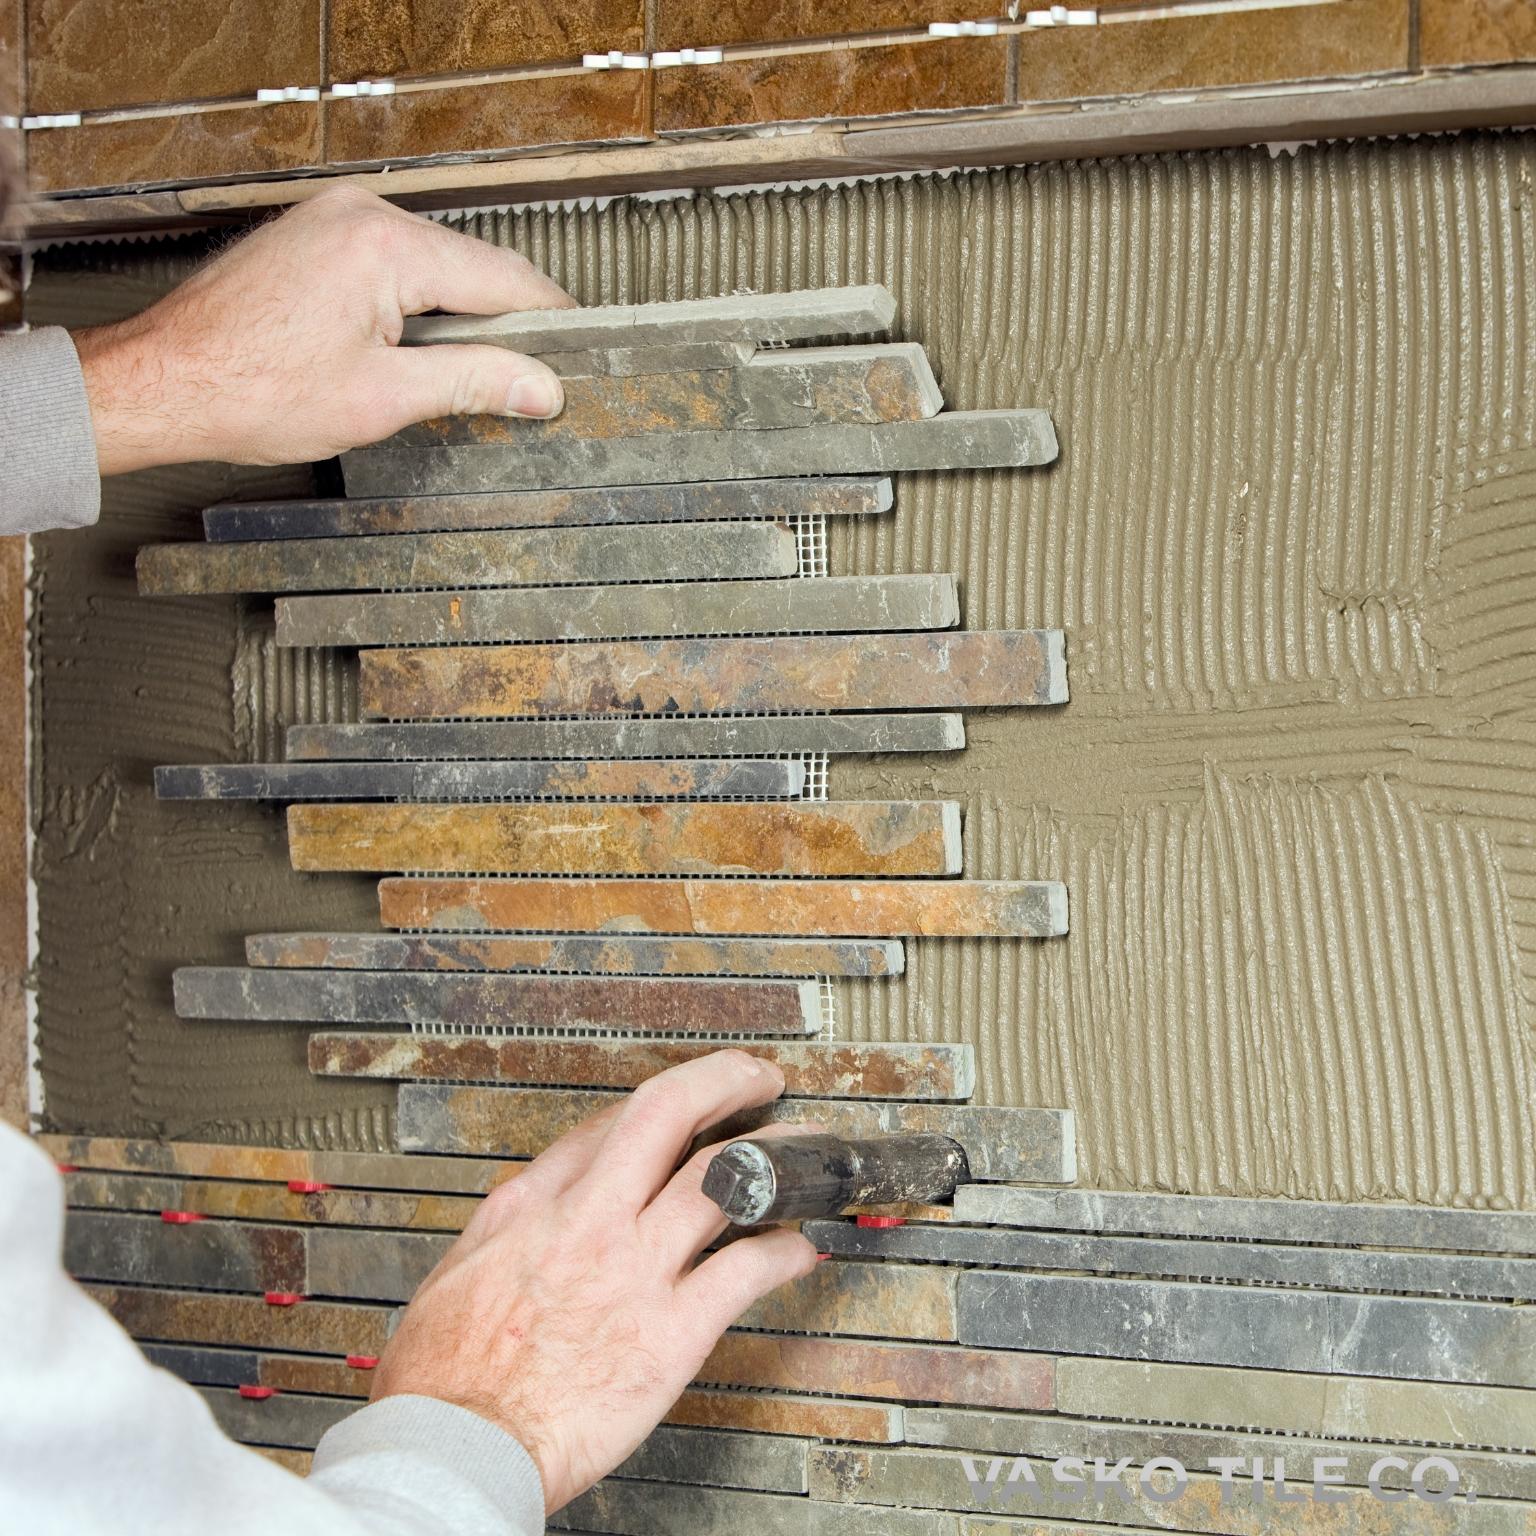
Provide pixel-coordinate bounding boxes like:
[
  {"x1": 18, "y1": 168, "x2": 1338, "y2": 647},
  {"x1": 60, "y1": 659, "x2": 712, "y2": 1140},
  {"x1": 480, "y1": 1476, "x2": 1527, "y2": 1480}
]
[
  {"x1": 0, "y1": 1120, "x2": 545, "y2": 1536},
  {"x1": 0, "y1": 329, "x2": 102, "y2": 534}
]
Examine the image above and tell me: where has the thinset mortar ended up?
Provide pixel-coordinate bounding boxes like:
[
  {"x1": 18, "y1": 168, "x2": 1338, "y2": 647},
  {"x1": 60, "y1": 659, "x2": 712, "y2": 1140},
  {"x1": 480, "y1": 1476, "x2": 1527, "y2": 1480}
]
[{"x1": 26, "y1": 137, "x2": 1536, "y2": 1202}]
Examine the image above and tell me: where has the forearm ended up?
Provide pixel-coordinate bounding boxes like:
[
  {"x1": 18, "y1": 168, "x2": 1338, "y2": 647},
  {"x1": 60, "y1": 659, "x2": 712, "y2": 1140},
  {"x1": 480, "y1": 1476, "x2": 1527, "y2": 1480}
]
[{"x1": 0, "y1": 328, "x2": 100, "y2": 534}]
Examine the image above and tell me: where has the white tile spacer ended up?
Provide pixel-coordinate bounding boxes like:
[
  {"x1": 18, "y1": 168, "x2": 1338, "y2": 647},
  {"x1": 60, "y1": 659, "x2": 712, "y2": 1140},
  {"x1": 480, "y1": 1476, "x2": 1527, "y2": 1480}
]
[
  {"x1": 928, "y1": 19, "x2": 1000, "y2": 36},
  {"x1": 0, "y1": 115, "x2": 19, "y2": 130},
  {"x1": 651, "y1": 46, "x2": 724, "y2": 66},
  {"x1": 583, "y1": 50, "x2": 650, "y2": 69},
  {"x1": 21, "y1": 112, "x2": 82, "y2": 129},
  {"x1": 333, "y1": 79, "x2": 395, "y2": 96},
  {"x1": 257, "y1": 86, "x2": 321, "y2": 102}
]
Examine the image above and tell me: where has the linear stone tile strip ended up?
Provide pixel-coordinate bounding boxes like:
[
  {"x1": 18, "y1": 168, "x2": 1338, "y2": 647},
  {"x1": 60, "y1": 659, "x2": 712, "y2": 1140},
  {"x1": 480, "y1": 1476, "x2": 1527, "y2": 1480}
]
[
  {"x1": 202, "y1": 476, "x2": 893, "y2": 542},
  {"x1": 400, "y1": 286, "x2": 898, "y2": 353},
  {"x1": 89, "y1": 1285, "x2": 393, "y2": 1357},
  {"x1": 360, "y1": 630, "x2": 1066, "y2": 720},
  {"x1": 807, "y1": 1448, "x2": 1513, "y2": 1534},
  {"x1": 698, "y1": 1333, "x2": 1052, "y2": 1412},
  {"x1": 173, "y1": 968, "x2": 824, "y2": 1036},
  {"x1": 396, "y1": 1084, "x2": 1075, "y2": 1183},
  {"x1": 1055, "y1": 1357, "x2": 1536, "y2": 1454},
  {"x1": 247, "y1": 932, "x2": 905, "y2": 978},
  {"x1": 275, "y1": 574, "x2": 959, "y2": 649},
  {"x1": 553, "y1": 1479, "x2": 954, "y2": 1536},
  {"x1": 258, "y1": 1356, "x2": 388, "y2": 1397},
  {"x1": 286, "y1": 713, "x2": 965, "y2": 762},
  {"x1": 142, "y1": 1343, "x2": 261, "y2": 1389},
  {"x1": 533, "y1": 342, "x2": 757, "y2": 378},
  {"x1": 40, "y1": 1133, "x2": 522, "y2": 1197},
  {"x1": 664, "y1": 1392, "x2": 904, "y2": 1446},
  {"x1": 198, "y1": 1387, "x2": 357, "y2": 1452},
  {"x1": 65, "y1": 1170, "x2": 481, "y2": 1232},
  {"x1": 254, "y1": 1447, "x2": 314, "y2": 1475},
  {"x1": 155, "y1": 758, "x2": 803, "y2": 802},
  {"x1": 387, "y1": 345, "x2": 942, "y2": 446},
  {"x1": 308, "y1": 1034, "x2": 975, "y2": 1101},
  {"x1": 137, "y1": 521, "x2": 795, "y2": 597},
  {"x1": 307, "y1": 1227, "x2": 452, "y2": 1303},
  {"x1": 378, "y1": 878, "x2": 1068, "y2": 940},
  {"x1": 958, "y1": 1273, "x2": 1536, "y2": 1389},
  {"x1": 64, "y1": 1211, "x2": 307, "y2": 1294},
  {"x1": 953, "y1": 1185, "x2": 1536, "y2": 1258},
  {"x1": 801, "y1": 1220, "x2": 1536, "y2": 1302},
  {"x1": 904, "y1": 1408, "x2": 1536, "y2": 1502},
  {"x1": 616, "y1": 1426, "x2": 810, "y2": 1496},
  {"x1": 341, "y1": 410, "x2": 1059, "y2": 496},
  {"x1": 288, "y1": 801, "x2": 962, "y2": 878}
]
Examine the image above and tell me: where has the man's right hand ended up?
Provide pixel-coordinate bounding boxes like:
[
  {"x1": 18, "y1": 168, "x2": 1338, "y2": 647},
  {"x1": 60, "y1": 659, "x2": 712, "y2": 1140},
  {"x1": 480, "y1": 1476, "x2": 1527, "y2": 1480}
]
[{"x1": 370, "y1": 1051, "x2": 819, "y2": 1514}]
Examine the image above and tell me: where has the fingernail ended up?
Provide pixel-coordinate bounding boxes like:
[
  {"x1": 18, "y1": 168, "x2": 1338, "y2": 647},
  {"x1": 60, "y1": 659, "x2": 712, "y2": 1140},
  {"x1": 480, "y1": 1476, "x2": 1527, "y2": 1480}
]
[{"x1": 507, "y1": 376, "x2": 559, "y2": 418}]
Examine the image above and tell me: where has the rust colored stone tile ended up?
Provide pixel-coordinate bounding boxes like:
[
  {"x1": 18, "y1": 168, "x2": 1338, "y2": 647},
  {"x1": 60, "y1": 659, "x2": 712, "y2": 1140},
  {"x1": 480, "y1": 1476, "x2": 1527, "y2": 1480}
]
[
  {"x1": 87, "y1": 1285, "x2": 393, "y2": 1356},
  {"x1": 737, "y1": 1259, "x2": 957, "y2": 1340},
  {"x1": 39, "y1": 1133, "x2": 521, "y2": 1196},
  {"x1": 326, "y1": 72, "x2": 649, "y2": 165},
  {"x1": 656, "y1": 0, "x2": 965, "y2": 50},
  {"x1": 332, "y1": 0, "x2": 640, "y2": 82},
  {"x1": 0, "y1": 0, "x2": 19, "y2": 120},
  {"x1": 254, "y1": 1447, "x2": 314, "y2": 1475},
  {"x1": 27, "y1": 0, "x2": 319, "y2": 112},
  {"x1": 309, "y1": 1032, "x2": 973, "y2": 1100},
  {"x1": 655, "y1": 38, "x2": 1005, "y2": 131},
  {"x1": 287, "y1": 801, "x2": 960, "y2": 877},
  {"x1": 666, "y1": 1389, "x2": 902, "y2": 1442},
  {"x1": 699, "y1": 1332, "x2": 1054, "y2": 1410},
  {"x1": 390, "y1": 347, "x2": 937, "y2": 448},
  {"x1": 259, "y1": 1355, "x2": 375, "y2": 1397},
  {"x1": 1422, "y1": 0, "x2": 1536, "y2": 65},
  {"x1": 378, "y1": 876, "x2": 1067, "y2": 939},
  {"x1": 1014, "y1": 0, "x2": 1408, "y2": 106},
  {"x1": 360, "y1": 630, "x2": 1064, "y2": 720},
  {"x1": 26, "y1": 104, "x2": 320, "y2": 194},
  {"x1": 66, "y1": 1169, "x2": 480, "y2": 1231}
]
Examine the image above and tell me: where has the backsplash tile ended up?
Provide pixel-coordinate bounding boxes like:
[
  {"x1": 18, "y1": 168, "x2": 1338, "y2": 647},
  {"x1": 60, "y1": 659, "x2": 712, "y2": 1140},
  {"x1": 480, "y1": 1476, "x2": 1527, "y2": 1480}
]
[
  {"x1": 326, "y1": 71, "x2": 649, "y2": 164},
  {"x1": 655, "y1": 38, "x2": 1006, "y2": 132},
  {"x1": 329, "y1": 0, "x2": 643, "y2": 84},
  {"x1": 27, "y1": 0, "x2": 320, "y2": 113}
]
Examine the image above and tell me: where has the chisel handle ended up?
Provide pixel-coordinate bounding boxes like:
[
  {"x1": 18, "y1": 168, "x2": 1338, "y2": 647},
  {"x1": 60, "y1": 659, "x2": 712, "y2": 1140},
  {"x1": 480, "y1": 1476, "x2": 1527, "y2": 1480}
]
[{"x1": 702, "y1": 1132, "x2": 970, "y2": 1225}]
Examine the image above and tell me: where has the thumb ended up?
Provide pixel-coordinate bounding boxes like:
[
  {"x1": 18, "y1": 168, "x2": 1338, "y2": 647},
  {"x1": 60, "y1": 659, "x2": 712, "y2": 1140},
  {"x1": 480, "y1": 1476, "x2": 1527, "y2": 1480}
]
[{"x1": 386, "y1": 342, "x2": 565, "y2": 427}]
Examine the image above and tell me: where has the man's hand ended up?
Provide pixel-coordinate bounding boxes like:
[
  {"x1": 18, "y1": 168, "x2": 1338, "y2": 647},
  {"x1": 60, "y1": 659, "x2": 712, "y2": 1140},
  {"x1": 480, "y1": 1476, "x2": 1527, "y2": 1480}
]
[
  {"x1": 72, "y1": 185, "x2": 574, "y2": 476},
  {"x1": 370, "y1": 1051, "x2": 819, "y2": 1515}
]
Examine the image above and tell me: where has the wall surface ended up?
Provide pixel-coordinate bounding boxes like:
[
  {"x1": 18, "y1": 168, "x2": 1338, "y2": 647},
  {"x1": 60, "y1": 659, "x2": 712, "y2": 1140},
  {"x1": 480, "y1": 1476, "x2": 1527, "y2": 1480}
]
[
  {"x1": 27, "y1": 132, "x2": 1536, "y2": 1207},
  {"x1": 8, "y1": 0, "x2": 1536, "y2": 195}
]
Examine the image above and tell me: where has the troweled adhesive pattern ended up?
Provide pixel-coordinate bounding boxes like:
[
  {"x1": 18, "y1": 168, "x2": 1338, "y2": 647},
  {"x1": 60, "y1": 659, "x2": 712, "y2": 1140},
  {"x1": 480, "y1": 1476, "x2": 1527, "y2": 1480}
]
[{"x1": 26, "y1": 139, "x2": 1536, "y2": 1204}]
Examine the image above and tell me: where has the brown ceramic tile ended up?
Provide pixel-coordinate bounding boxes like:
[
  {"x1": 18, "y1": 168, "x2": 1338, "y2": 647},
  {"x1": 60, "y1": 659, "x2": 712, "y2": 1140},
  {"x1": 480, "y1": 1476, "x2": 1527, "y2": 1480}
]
[
  {"x1": 1014, "y1": 0, "x2": 1408, "y2": 103},
  {"x1": 332, "y1": 0, "x2": 642, "y2": 83},
  {"x1": 27, "y1": 0, "x2": 320, "y2": 113},
  {"x1": 0, "y1": 0, "x2": 19, "y2": 116},
  {"x1": 655, "y1": 37, "x2": 1005, "y2": 131},
  {"x1": 26, "y1": 103, "x2": 320, "y2": 193},
  {"x1": 0, "y1": 537, "x2": 23, "y2": 1129},
  {"x1": 326, "y1": 72, "x2": 649, "y2": 164},
  {"x1": 656, "y1": 1, "x2": 959, "y2": 51},
  {"x1": 1422, "y1": 0, "x2": 1536, "y2": 66}
]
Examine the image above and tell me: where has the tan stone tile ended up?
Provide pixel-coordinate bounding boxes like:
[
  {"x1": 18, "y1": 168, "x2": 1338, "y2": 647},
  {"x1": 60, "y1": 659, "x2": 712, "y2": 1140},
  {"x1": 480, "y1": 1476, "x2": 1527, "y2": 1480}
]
[
  {"x1": 26, "y1": 103, "x2": 319, "y2": 193},
  {"x1": 331, "y1": 0, "x2": 642, "y2": 82},
  {"x1": 326, "y1": 72, "x2": 649, "y2": 164},
  {"x1": 27, "y1": 0, "x2": 319, "y2": 113},
  {"x1": 656, "y1": 0, "x2": 972, "y2": 51},
  {"x1": 1015, "y1": 0, "x2": 1409, "y2": 104},
  {"x1": 1422, "y1": 0, "x2": 1536, "y2": 66},
  {"x1": 655, "y1": 38, "x2": 1005, "y2": 131}
]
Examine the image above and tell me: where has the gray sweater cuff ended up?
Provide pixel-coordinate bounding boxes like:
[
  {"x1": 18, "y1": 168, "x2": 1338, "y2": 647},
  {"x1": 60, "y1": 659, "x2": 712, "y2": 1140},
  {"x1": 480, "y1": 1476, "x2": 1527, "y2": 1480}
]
[
  {"x1": 0, "y1": 327, "x2": 101, "y2": 535},
  {"x1": 313, "y1": 1394, "x2": 545, "y2": 1536}
]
